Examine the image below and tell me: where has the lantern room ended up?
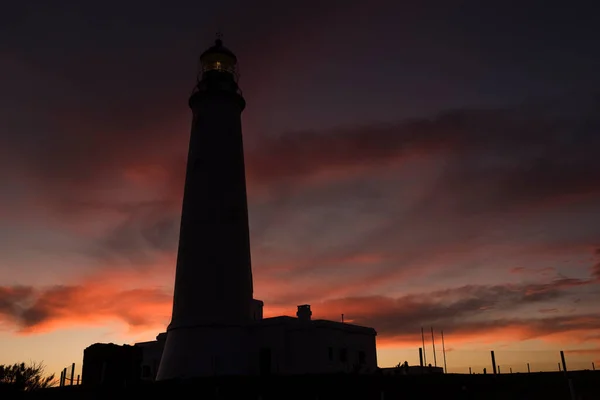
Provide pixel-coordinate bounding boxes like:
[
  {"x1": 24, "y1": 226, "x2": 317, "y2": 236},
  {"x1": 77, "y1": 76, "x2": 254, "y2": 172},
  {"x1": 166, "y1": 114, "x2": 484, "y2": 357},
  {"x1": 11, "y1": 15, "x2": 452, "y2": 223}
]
[{"x1": 199, "y1": 37, "x2": 238, "y2": 79}]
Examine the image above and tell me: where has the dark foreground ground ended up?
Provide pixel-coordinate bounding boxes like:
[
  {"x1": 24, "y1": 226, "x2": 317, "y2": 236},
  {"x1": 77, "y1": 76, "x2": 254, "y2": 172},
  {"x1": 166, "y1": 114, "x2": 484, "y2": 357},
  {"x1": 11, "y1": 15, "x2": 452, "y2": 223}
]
[{"x1": 8, "y1": 370, "x2": 600, "y2": 400}]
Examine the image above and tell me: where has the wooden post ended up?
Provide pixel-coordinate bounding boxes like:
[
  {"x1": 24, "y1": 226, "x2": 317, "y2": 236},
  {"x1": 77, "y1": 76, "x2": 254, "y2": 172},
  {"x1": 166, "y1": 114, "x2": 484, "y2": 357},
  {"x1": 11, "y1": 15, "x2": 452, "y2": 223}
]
[
  {"x1": 430, "y1": 327, "x2": 437, "y2": 367},
  {"x1": 510, "y1": 367, "x2": 512, "y2": 374},
  {"x1": 527, "y1": 363, "x2": 530, "y2": 373},
  {"x1": 421, "y1": 327, "x2": 427, "y2": 366},
  {"x1": 560, "y1": 350, "x2": 568, "y2": 373},
  {"x1": 469, "y1": 367, "x2": 472, "y2": 374},
  {"x1": 77, "y1": 375, "x2": 80, "y2": 385},
  {"x1": 558, "y1": 362, "x2": 561, "y2": 372},
  {"x1": 419, "y1": 347, "x2": 424, "y2": 367},
  {"x1": 491, "y1": 351, "x2": 497, "y2": 375},
  {"x1": 60, "y1": 370, "x2": 64, "y2": 387},
  {"x1": 441, "y1": 330, "x2": 448, "y2": 374},
  {"x1": 498, "y1": 365, "x2": 501, "y2": 374},
  {"x1": 70, "y1": 363, "x2": 75, "y2": 386}
]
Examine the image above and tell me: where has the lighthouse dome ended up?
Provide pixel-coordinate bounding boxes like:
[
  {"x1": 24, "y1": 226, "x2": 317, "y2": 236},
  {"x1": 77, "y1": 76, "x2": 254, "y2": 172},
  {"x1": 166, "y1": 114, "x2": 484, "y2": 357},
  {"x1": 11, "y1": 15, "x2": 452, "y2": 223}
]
[{"x1": 199, "y1": 38, "x2": 238, "y2": 76}]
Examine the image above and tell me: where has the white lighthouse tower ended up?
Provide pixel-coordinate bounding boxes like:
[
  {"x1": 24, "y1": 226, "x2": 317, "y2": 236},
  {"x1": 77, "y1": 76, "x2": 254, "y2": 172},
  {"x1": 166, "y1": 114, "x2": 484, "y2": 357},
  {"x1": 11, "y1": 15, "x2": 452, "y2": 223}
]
[{"x1": 156, "y1": 36, "x2": 254, "y2": 380}]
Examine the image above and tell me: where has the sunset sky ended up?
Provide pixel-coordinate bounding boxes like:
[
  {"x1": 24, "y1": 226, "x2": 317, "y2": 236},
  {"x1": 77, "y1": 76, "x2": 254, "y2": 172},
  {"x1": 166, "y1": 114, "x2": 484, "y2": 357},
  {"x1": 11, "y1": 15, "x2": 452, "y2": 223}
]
[{"x1": 1, "y1": 1, "x2": 600, "y2": 379}]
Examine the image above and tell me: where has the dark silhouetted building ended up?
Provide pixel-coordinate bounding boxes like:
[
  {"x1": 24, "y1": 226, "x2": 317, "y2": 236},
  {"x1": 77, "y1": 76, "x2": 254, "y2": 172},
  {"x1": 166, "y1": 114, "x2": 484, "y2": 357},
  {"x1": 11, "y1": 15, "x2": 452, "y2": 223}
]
[{"x1": 81, "y1": 343, "x2": 142, "y2": 387}]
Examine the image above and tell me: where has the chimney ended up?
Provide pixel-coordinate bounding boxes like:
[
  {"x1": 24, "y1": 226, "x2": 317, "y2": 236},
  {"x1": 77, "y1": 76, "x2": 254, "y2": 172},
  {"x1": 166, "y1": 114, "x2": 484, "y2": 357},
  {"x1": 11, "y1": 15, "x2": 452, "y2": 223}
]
[{"x1": 296, "y1": 304, "x2": 312, "y2": 321}]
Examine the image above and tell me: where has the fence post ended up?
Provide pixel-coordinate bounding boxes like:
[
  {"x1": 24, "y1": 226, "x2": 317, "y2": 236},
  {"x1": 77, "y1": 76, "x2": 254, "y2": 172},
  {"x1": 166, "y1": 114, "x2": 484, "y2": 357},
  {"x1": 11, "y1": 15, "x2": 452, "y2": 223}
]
[
  {"x1": 70, "y1": 363, "x2": 75, "y2": 386},
  {"x1": 491, "y1": 351, "x2": 497, "y2": 375},
  {"x1": 59, "y1": 370, "x2": 64, "y2": 387},
  {"x1": 560, "y1": 351, "x2": 568, "y2": 373},
  {"x1": 527, "y1": 363, "x2": 530, "y2": 373},
  {"x1": 77, "y1": 375, "x2": 80, "y2": 385}
]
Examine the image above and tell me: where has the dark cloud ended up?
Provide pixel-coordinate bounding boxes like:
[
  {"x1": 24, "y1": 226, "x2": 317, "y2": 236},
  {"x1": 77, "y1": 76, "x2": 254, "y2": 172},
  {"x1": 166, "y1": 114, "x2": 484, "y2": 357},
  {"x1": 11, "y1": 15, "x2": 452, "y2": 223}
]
[
  {"x1": 313, "y1": 278, "x2": 600, "y2": 341},
  {"x1": 85, "y1": 201, "x2": 181, "y2": 265},
  {"x1": 592, "y1": 263, "x2": 600, "y2": 281},
  {"x1": 0, "y1": 287, "x2": 34, "y2": 319},
  {"x1": 63, "y1": 97, "x2": 600, "y2": 271},
  {"x1": 2, "y1": 80, "x2": 599, "y2": 283},
  {"x1": 1, "y1": 272, "x2": 597, "y2": 338},
  {"x1": 0, "y1": 282, "x2": 170, "y2": 332}
]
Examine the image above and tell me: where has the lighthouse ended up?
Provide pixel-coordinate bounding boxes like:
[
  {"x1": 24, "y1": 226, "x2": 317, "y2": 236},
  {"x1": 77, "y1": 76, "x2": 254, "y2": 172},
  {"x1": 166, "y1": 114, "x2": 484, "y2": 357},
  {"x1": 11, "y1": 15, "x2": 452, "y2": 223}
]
[
  {"x1": 156, "y1": 36, "x2": 254, "y2": 379},
  {"x1": 83, "y1": 35, "x2": 378, "y2": 383}
]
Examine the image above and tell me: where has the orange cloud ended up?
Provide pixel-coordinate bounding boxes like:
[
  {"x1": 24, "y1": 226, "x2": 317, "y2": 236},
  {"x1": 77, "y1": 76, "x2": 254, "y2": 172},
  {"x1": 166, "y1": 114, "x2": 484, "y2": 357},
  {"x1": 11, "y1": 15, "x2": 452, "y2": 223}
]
[{"x1": 0, "y1": 266, "x2": 172, "y2": 335}]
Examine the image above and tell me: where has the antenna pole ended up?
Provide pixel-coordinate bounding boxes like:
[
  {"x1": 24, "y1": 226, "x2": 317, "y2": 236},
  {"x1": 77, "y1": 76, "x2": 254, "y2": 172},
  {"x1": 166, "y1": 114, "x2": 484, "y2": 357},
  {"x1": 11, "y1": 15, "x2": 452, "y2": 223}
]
[
  {"x1": 421, "y1": 327, "x2": 427, "y2": 366},
  {"x1": 441, "y1": 330, "x2": 448, "y2": 374},
  {"x1": 431, "y1": 327, "x2": 437, "y2": 367}
]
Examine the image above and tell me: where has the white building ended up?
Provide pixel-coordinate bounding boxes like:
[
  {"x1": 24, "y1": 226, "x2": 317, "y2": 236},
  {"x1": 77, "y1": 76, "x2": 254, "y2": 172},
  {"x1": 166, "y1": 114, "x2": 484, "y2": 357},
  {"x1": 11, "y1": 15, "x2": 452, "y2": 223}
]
[{"x1": 136, "y1": 304, "x2": 377, "y2": 379}]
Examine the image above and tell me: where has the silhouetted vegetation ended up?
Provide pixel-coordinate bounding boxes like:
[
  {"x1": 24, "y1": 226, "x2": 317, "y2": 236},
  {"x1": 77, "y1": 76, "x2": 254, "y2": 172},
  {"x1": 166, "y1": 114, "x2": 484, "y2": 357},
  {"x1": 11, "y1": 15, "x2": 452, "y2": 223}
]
[{"x1": 0, "y1": 362, "x2": 54, "y2": 392}]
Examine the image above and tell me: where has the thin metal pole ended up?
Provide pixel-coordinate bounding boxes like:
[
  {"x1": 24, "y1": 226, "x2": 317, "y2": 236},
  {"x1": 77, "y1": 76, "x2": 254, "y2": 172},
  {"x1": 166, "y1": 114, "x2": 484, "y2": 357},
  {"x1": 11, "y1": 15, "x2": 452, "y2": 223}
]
[
  {"x1": 441, "y1": 330, "x2": 448, "y2": 374},
  {"x1": 560, "y1": 350, "x2": 568, "y2": 373},
  {"x1": 430, "y1": 327, "x2": 437, "y2": 367},
  {"x1": 421, "y1": 327, "x2": 427, "y2": 366}
]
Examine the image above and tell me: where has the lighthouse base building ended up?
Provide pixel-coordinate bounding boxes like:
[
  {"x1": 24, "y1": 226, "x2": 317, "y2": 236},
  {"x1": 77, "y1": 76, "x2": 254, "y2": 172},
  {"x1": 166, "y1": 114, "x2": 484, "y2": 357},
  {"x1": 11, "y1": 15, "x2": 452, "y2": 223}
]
[{"x1": 133, "y1": 304, "x2": 377, "y2": 380}]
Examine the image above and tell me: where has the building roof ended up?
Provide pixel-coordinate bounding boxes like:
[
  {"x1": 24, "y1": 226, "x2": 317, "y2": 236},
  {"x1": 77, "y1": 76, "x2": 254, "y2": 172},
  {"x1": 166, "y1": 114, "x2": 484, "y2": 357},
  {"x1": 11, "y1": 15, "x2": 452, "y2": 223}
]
[{"x1": 253, "y1": 316, "x2": 377, "y2": 335}]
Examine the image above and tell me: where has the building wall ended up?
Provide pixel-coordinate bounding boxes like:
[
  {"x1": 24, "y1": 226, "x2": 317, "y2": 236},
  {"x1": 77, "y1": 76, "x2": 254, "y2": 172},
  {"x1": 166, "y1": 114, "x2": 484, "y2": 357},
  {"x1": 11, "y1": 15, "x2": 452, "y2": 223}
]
[
  {"x1": 135, "y1": 334, "x2": 166, "y2": 381},
  {"x1": 249, "y1": 320, "x2": 377, "y2": 375},
  {"x1": 137, "y1": 319, "x2": 377, "y2": 379}
]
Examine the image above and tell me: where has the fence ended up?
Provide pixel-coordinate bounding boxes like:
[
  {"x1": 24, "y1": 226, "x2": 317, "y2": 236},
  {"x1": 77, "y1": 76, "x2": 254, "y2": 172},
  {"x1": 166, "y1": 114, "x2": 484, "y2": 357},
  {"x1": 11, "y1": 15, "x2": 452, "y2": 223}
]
[
  {"x1": 394, "y1": 347, "x2": 597, "y2": 374},
  {"x1": 58, "y1": 363, "x2": 81, "y2": 387}
]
